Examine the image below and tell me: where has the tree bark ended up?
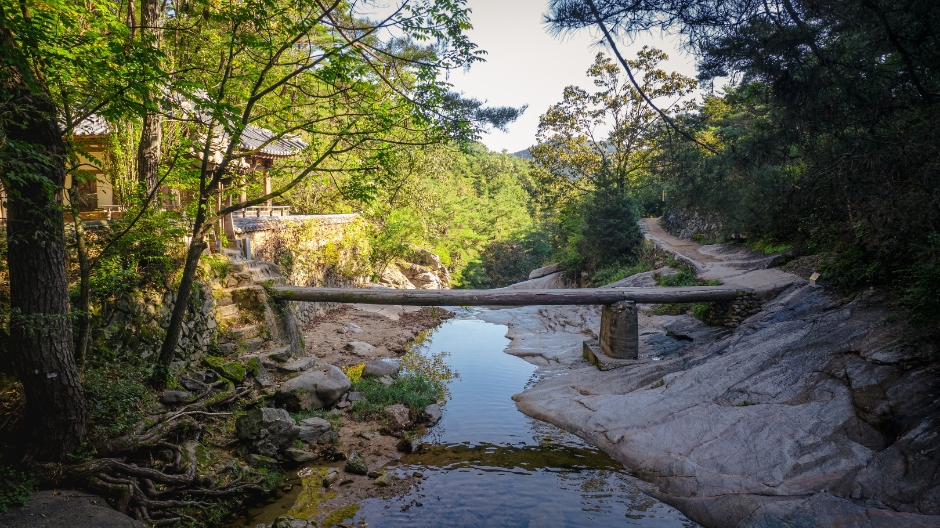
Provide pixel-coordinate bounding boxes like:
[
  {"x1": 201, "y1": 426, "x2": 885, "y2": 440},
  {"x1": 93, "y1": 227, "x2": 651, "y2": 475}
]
[
  {"x1": 153, "y1": 201, "x2": 207, "y2": 386},
  {"x1": 270, "y1": 285, "x2": 749, "y2": 305},
  {"x1": 67, "y1": 185, "x2": 91, "y2": 369},
  {"x1": 0, "y1": 24, "x2": 87, "y2": 460},
  {"x1": 136, "y1": 0, "x2": 163, "y2": 192}
]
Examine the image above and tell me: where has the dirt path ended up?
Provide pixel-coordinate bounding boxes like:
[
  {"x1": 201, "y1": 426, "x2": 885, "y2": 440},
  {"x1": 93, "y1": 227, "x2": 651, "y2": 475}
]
[{"x1": 643, "y1": 217, "x2": 721, "y2": 265}]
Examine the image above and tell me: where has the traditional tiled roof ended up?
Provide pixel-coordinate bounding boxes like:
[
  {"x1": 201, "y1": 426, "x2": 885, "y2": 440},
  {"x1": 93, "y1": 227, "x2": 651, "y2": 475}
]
[
  {"x1": 73, "y1": 114, "x2": 306, "y2": 159},
  {"x1": 239, "y1": 125, "x2": 308, "y2": 158},
  {"x1": 72, "y1": 114, "x2": 109, "y2": 136}
]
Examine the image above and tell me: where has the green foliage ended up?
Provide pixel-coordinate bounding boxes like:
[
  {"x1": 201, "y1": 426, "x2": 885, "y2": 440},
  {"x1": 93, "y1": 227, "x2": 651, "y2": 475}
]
[
  {"x1": 349, "y1": 349, "x2": 456, "y2": 421},
  {"x1": 747, "y1": 238, "x2": 792, "y2": 255},
  {"x1": 83, "y1": 365, "x2": 151, "y2": 443},
  {"x1": 591, "y1": 262, "x2": 652, "y2": 286},
  {"x1": 657, "y1": 270, "x2": 700, "y2": 287},
  {"x1": 203, "y1": 255, "x2": 231, "y2": 281},
  {"x1": 349, "y1": 375, "x2": 442, "y2": 422},
  {"x1": 84, "y1": 212, "x2": 188, "y2": 302},
  {"x1": 369, "y1": 209, "x2": 424, "y2": 275},
  {"x1": 0, "y1": 465, "x2": 36, "y2": 513}
]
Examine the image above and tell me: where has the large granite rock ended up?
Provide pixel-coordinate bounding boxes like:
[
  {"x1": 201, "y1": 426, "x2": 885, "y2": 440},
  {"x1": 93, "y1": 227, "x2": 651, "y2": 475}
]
[
  {"x1": 275, "y1": 365, "x2": 350, "y2": 411},
  {"x1": 235, "y1": 407, "x2": 300, "y2": 458},
  {"x1": 490, "y1": 286, "x2": 940, "y2": 527},
  {"x1": 0, "y1": 490, "x2": 147, "y2": 527}
]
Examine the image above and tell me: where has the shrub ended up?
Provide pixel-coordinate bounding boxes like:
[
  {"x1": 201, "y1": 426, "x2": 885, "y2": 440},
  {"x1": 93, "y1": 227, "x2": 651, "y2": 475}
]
[{"x1": 0, "y1": 465, "x2": 36, "y2": 513}]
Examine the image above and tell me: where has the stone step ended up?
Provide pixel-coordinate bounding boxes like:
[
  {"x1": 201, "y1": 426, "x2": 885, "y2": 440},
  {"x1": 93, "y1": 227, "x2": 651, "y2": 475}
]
[
  {"x1": 229, "y1": 260, "x2": 253, "y2": 273},
  {"x1": 231, "y1": 324, "x2": 261, "y2": 340},
  {"x1": 221, "y1": 248, "x2": 245, "y2": 261},
  {"x1": 218, "y1": 313, "x2": 242, "y2": 326},
  {"x1": 243, "y1": 337, "x2": 266, "y2": 353},
  {"x1": 216, "y1": 303, "x2": 239, "y2": 318}
]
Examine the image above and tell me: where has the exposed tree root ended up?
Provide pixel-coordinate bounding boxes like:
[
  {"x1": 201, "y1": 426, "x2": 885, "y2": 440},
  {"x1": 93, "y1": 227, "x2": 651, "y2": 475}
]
[{"x1": 33, "y1": 380, "x2": 265, "y2": 524}]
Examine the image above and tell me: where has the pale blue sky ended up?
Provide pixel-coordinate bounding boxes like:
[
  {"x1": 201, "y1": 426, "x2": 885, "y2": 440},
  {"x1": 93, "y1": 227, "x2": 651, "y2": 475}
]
[{"x1": 448, "y1": 0, "x2": 699, "y2": 153}]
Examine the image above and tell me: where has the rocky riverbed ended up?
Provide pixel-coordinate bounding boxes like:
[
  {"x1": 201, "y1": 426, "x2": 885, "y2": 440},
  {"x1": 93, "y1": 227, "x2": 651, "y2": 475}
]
[{"x1": 478, "y1": 219, "x2": 940, "y2": 527}]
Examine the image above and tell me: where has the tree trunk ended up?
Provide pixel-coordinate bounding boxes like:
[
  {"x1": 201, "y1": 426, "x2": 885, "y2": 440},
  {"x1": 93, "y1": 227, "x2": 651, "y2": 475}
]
[
  {"x1": 67, "y1": 186, "x2": 92, "y2": 369},
  {"x1": 136, "y1": 0, "x2": 163, "y2": 192},
  {"x1": 153, "y1": 202, "x2": 208, "y2": 387},
  {"x1": 0, "y1": 24, "x2": 87, "y2": 458}
]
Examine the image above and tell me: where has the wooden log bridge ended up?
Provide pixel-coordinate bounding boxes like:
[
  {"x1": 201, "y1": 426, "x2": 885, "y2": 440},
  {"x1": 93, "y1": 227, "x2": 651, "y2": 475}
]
[{"x1": 270, "y1": 286, "x2": 750, "y2": 366}]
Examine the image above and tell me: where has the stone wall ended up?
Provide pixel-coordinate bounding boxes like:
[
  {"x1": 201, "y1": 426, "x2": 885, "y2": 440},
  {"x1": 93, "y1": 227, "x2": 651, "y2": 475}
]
[
  {"x1": 97, "y1": 276, "x2": 218, "y2": 365},
  {"x1": 661, "y1": 207, "x2": 725, "y2": 242},
  {"x1": 235, "y1": 214, "x2": 371, "y2": 325}
]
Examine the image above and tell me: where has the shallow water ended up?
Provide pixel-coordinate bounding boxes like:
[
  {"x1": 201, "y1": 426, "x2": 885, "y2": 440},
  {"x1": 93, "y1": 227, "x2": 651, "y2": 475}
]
[
  {"x1": 352, "y1": 313, "x2": 696, "y2": 527},
  {"x1": 245, "y1": 311, "x2": 697, "y2": 527}
]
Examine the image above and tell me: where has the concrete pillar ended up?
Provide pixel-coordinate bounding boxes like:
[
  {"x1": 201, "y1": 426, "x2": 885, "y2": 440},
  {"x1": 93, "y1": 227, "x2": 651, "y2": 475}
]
[{"x1": 599, "y1": 301, "x2": 638, "y2": 359}]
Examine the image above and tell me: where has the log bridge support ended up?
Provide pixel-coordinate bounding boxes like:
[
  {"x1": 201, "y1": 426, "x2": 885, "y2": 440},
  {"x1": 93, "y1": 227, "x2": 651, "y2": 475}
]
[{"x1": 270, "y1": 286, "x2": 749, "y2": 365}]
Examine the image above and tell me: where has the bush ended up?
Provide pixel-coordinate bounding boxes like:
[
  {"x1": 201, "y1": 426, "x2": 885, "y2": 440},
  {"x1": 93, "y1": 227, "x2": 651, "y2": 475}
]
[
  {"x1": 349, "y1": 375, "x2": 442, "y2": 421},
  {"x1": 0, "y1": 465, "x2": 35, "y2": 513},
  {"x1": 83, "y1": 365, "x2": 151, "y2": 443},
  {"x1": 591, "y1": 262, "x2": 652, "y2": 286}
]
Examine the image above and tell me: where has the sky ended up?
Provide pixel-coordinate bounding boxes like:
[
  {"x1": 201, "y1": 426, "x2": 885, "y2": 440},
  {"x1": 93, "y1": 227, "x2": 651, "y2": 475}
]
[{"x1": 446, "y1": 0, "x2": 700, "y2": 153}]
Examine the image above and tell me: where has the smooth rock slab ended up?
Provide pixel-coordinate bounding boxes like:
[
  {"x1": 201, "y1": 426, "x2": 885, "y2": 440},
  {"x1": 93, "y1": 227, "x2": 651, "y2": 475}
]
[
  {"x1": 275, "y1": 365, "x2": 351, "y2": 411},
  {"x1": 283, "y1": 447, "x2": 318, "y2": 464},
  {"x1": 247, "y1": 454, "x2": 280, "y2": 471},
  {"x1": 362, "y1": 359, "x2": 399, "y2": 378},
  {"x1": 0, "y1": 490, "x2": 147, "y2": 527}
]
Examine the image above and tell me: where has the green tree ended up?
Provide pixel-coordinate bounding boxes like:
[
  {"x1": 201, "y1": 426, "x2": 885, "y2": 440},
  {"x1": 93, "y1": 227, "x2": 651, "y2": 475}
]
[
  {"x1": 0, "y1": 0, "x2": 162, "y2": 459},
  {"x1": 530, "y1": 49, "x2": 696, "y2": 201}
]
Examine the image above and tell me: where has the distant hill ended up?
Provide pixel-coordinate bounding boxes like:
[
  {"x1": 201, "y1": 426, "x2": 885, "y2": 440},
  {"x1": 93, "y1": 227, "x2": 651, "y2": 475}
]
[{"x1": 511, "y1": 148, "x2": 533, "y2": 159}]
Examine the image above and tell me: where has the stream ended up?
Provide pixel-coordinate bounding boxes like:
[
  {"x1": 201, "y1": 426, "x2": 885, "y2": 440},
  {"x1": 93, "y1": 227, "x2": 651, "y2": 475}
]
[{"x1": 245, "y1": 310, "x2": 698, "y2": 527}]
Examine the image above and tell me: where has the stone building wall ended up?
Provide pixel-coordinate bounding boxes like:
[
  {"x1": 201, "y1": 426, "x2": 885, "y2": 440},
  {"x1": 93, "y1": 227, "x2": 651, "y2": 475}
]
[{"x1": 235, "y1": 214, "x2": 371, "y2": 325}]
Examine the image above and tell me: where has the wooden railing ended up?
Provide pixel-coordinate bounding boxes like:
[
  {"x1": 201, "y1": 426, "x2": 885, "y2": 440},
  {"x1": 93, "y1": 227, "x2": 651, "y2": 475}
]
[{"x1": 232, "y1": 206, "x2": 290, "y2": 218}]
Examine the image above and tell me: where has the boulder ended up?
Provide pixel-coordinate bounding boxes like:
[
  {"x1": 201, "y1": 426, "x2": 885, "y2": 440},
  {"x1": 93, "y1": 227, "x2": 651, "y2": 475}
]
[
  {"x1": 344, "y1": 341, "x2": 376, "y2": 356},
  {"x1": 376, "y1": 375, "x2": 394, "y2": 387},
  {"x1": 236, "y1": 408, "x2": 300, "y2": 457},
  {"x1": 376, "y1": 266, "x2": 415, "y2": 289},
  {"x1": 297, "y1": 417, "x2": 332, "y2": 444},
  {"x1": 160, "y1": 390, "x2": 192, "y2": 406},
  {"x1": 385, "y1": 404, "x2": 411, "y2": 428},
  {"x1": 284, "y1": 447, "x2": 318, "y2": 464},
  {"x1": 425, "y1": 403, "x2": 443, "y2": 425},
  {"x1": 247, "y1": 454, "x2": 280, "y2": 471},
  {"x1": 202, "y1": 356, "x2": 246, "y2": 383},
  {"x1": 362, "y1": 359, "x2": 399, "y2": 378},
  {"x1": 0, "y1": 490, "x2": 148, "y2": 527},
  {"x1": 410, "y1": 271, "x2": 442, "y2": 289},
  {"x1": 179, "y1": 376, "x2": 207, "y2": 392},
  {"x1": 345, "y1": 451, "x2": 368, "y2": 475},
  {"x1": 275, "y1": 365, "x2": 351, "y2": 411},
  {"x1": 247, "y1": 357, "x2": 276, "y2": 390},
  {"x1": 344, "y1": 323, "x2": 363, "y2": 334},
  {"x1": 374, "y1": 472, "x2": 396, "y2": 487},
  {"x1": 528, "y1": 263, "x2": 563, "y2": 280}
]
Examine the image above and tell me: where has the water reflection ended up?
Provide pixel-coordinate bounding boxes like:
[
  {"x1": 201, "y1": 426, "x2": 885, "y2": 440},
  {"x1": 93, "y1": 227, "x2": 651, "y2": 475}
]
[{"x1": 351, "y1": 314, "x2": 697, "y2": 527}]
